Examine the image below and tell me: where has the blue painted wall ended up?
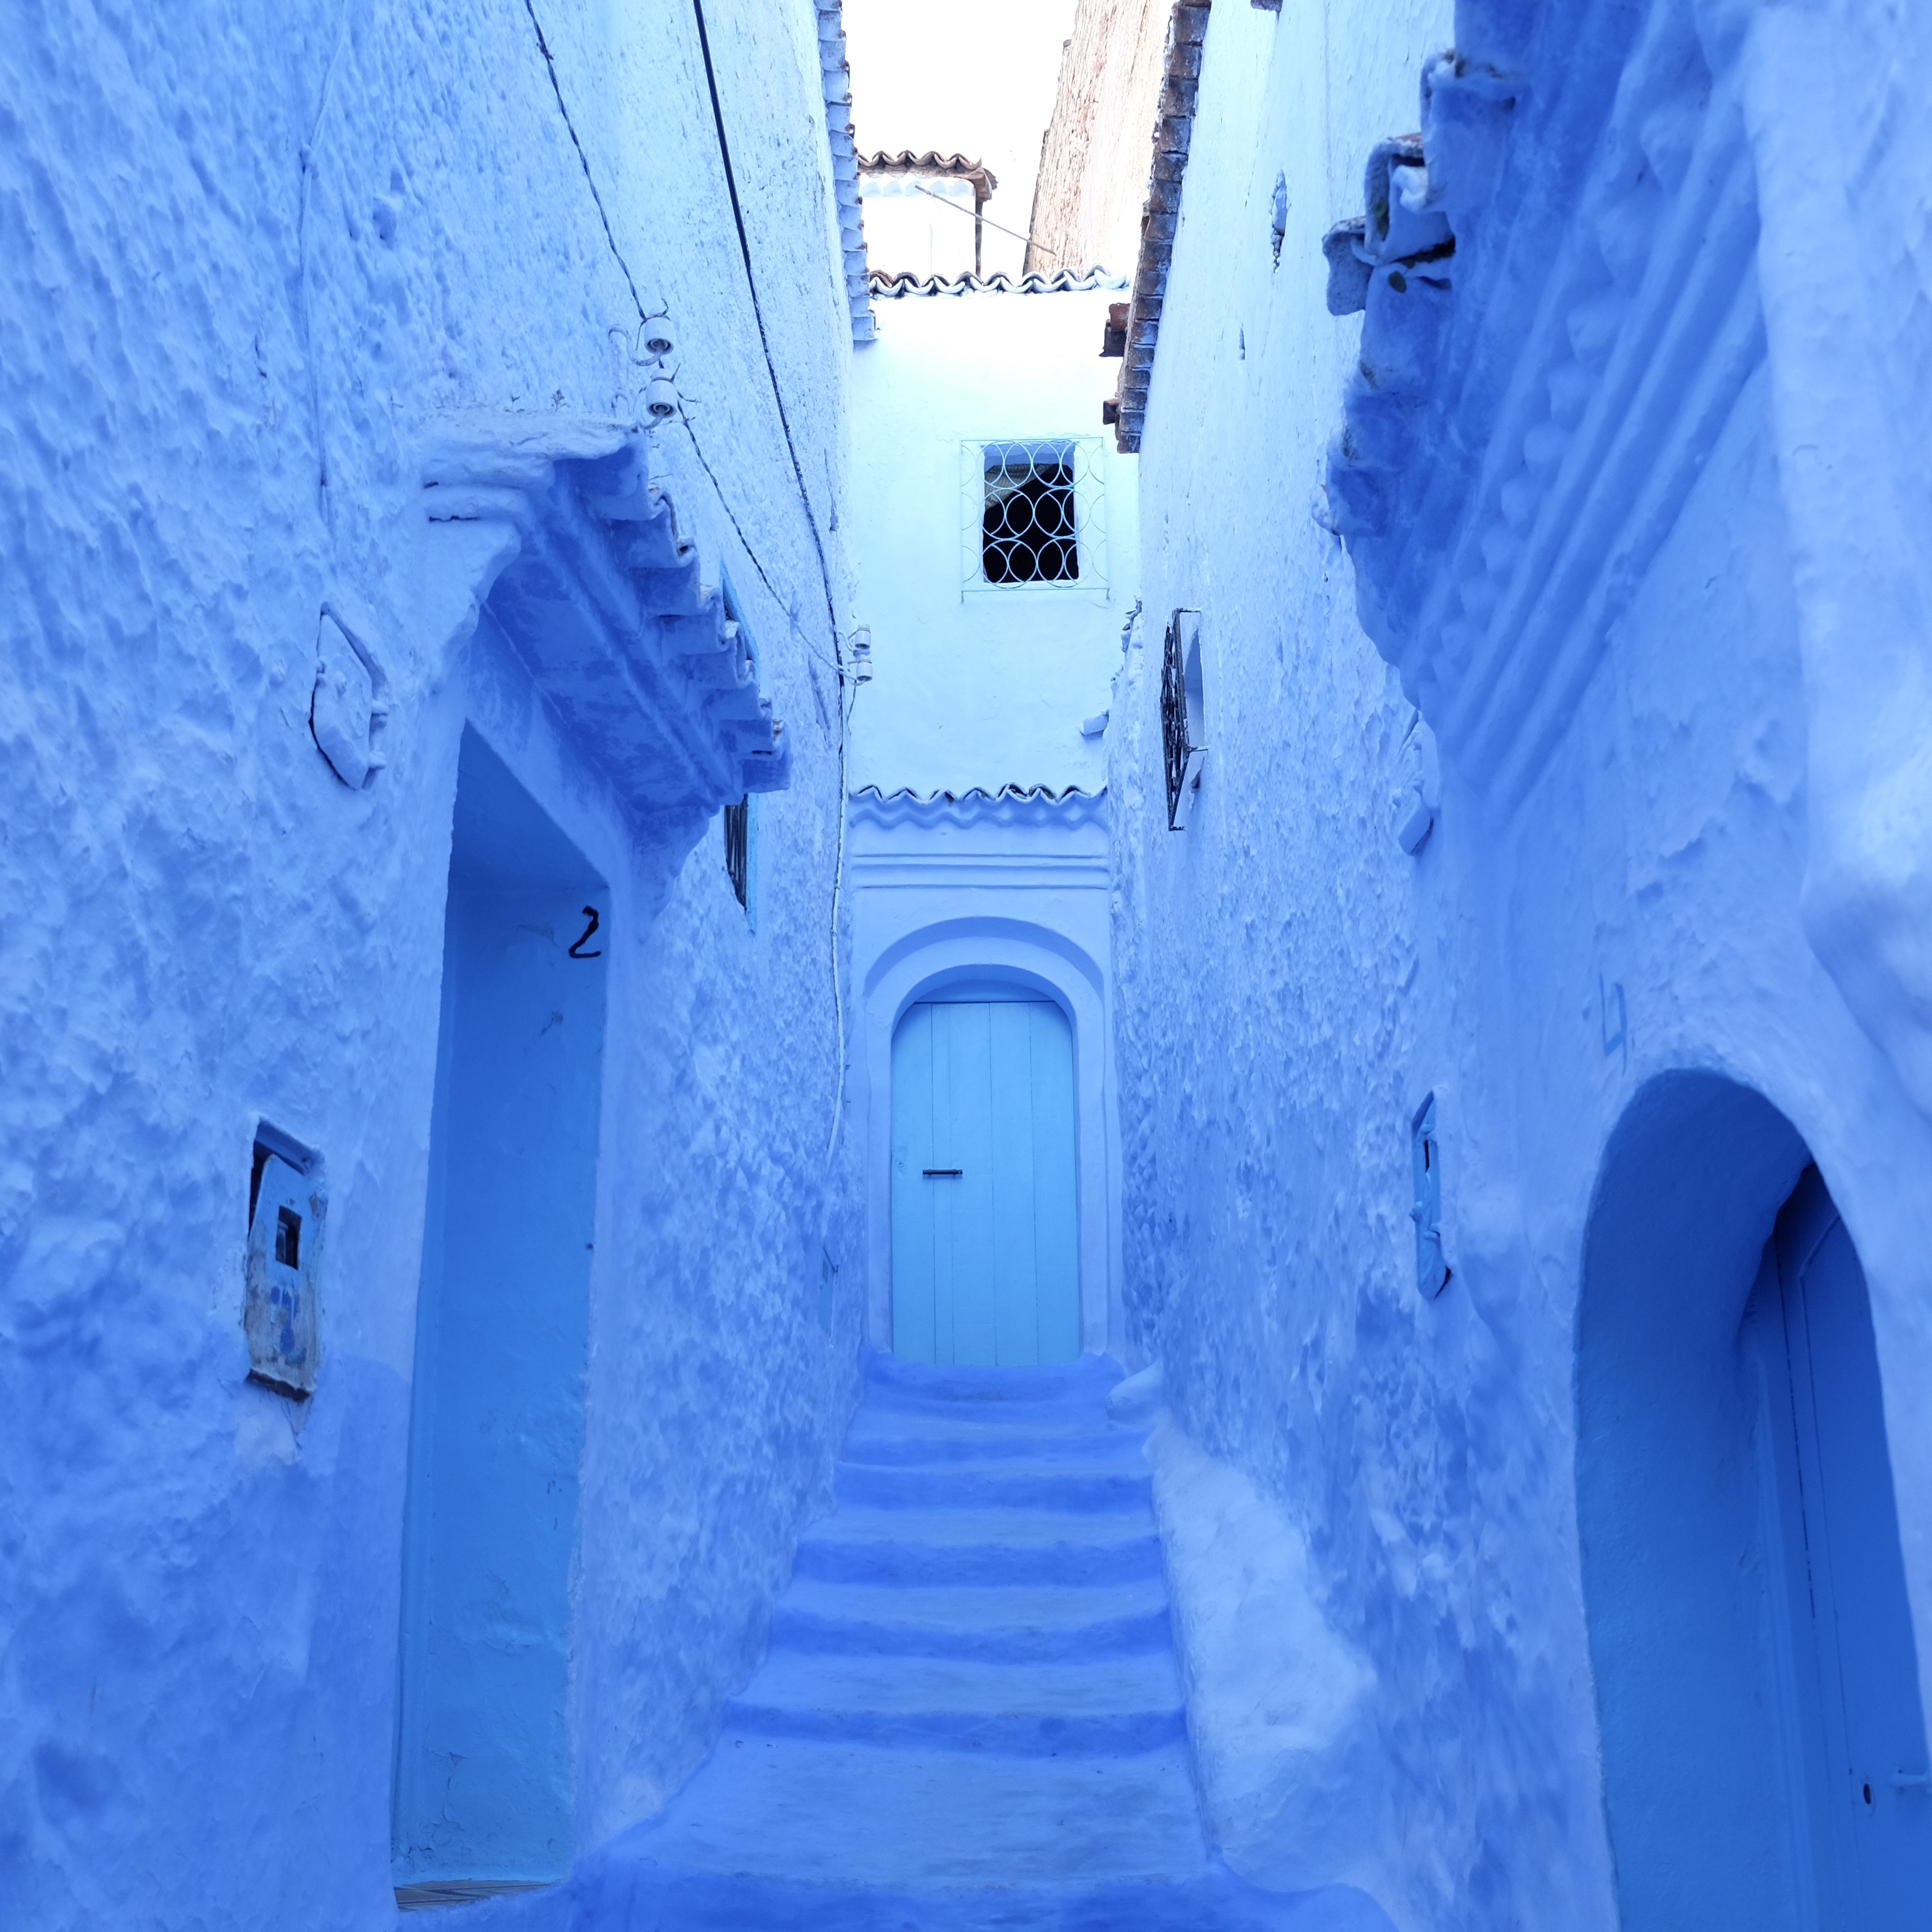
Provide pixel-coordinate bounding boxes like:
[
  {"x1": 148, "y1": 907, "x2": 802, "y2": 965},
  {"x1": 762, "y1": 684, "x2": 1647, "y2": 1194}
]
[
  {"x1": 1106, "y1": 0, "x2": 1932, "y2": 1921},
  {"x1": 393, "y1": 733, "x2": 607, "y2": 1885},
  {"x1": 0, "y1": 5, "x2": 865, "y2": 1924},
  {"x1": 891, "y1": 995, "x2": 1078, "y2": 1365}
]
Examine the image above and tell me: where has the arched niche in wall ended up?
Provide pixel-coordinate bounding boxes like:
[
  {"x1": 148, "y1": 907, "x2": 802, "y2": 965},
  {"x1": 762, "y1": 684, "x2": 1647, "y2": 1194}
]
[
  {"x1": 859, "y1": 920, "x2": 1113, "y2": 1361},
  {"x1": 1577, "y1": 1071, "x2": 1931, "y2": 1930}
]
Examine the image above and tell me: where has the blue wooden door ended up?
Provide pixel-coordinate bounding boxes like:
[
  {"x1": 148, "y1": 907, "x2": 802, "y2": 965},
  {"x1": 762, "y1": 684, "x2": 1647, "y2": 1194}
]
[
  {"x1": 891, "y1": 994, "x2": 1078, "y2": 1364},
  {"x1": 1773, "y1": 1170, "x2": 1932, "y2": 1923}
]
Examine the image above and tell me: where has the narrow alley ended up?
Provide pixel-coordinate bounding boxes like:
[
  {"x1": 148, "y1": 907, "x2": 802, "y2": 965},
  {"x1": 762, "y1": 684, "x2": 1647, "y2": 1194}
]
[
  {"x1": 3, "y1": 3, "x2": 1931, "y2": 1930},
  {"x1": 556, "y1": 1355, "x2": 1361, "y2": 1928}
]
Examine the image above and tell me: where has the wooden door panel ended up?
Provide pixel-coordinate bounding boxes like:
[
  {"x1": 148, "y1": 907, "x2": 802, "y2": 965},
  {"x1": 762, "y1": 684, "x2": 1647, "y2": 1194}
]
[
  {"x1": 888, "y1": 1006, "x2": 938, "y2": 1363},
  {"x1": 891, "y1": 998, "x2": 1079, "y2": 1364},
  {"x1": 988, "y1": 1002, "x2": 1042, "y2": 1364},
  {"x1": 1027, "y1": 1002, "x2": 1080, "y2": 1363}
]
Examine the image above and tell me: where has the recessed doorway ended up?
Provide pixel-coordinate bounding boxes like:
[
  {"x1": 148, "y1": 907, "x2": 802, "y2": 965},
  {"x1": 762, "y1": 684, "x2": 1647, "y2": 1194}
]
[
  {"x1": 1744, "y1": 1164, "x2": 1931, "y2": 1924},
  {"x1": 392, "y1": 730, "x2": 608, "y2": 1895},
  {"x1": 1577, "y1": 1073, "x2": 1930, "y2": 1930}
]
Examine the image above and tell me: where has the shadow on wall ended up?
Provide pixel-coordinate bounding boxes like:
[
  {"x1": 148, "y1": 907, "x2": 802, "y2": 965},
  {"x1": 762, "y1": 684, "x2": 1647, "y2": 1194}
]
[
  {"x1": 392, "y1": 729, "x2": 610, "y2": 1893},
  {"x1": 1577, "y1": 1072, "x2": 1931, "y2": 1930}
]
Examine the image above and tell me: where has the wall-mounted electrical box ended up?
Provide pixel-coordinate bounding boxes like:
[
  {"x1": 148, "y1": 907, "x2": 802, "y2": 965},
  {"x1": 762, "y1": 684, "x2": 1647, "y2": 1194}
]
[
  {"x1": 310, "y1": 610, "x2": 387, "y2": 790},
  {"x1": 1410, "y1": 1093, "x2": 1448, "y2": 1297},
  {"x1": 245, "y1": 1136, "x2": 326, "y2": 1398}
]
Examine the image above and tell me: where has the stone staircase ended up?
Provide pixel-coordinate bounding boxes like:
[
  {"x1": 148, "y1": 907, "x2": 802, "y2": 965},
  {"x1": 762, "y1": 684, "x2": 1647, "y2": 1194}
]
[{"x1": 480, "y1": 1354, "x2": 1390, "y2": 1930}]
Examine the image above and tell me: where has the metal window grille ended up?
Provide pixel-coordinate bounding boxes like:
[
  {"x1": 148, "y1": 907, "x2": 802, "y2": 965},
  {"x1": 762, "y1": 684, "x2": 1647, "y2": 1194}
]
[
  {"x1": 963, "y1": 439, "x2": 1107, "y2": 594},
  {"x1": 1161, "y1": 610, "x2": 1205, "y2": 829},
  {"x1": 983, "y1": 443, "x2": 1077, "y2": 582},
  {"x1": 723, "y1": 795, "x2": 749, "y2": 908}
]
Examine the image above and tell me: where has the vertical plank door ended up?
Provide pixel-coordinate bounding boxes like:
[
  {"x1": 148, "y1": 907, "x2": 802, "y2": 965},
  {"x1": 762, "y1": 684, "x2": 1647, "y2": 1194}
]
[
  {"x1": 1776, "y1": 1174, "x2": 1932, "y2": 1924},
  {"x1": 891, "y1": 997, "x2": 1078, "y2": 1363}
]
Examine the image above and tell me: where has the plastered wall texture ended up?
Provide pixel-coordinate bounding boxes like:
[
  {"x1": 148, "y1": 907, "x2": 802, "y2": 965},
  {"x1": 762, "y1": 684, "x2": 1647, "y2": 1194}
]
[
  {"x1": 0, "y1": 4, "x2": 864, "y2": 1926},
  {"x1": 1109, "y1": 0, "x2": 1932, "y2": 1926}
]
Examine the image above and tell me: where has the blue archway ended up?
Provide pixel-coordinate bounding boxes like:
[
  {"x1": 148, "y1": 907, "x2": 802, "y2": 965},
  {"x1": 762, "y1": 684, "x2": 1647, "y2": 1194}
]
[{"x1": 1577, "y1": 1071, "x2": 1930, "y2": 1928}]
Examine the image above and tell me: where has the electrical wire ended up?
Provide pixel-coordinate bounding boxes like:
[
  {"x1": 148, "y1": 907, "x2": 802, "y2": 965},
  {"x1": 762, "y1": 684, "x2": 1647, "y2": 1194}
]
[
  {"x1": 690, "y1": 0, "x2": 852, "y2": 1177},
  {"x1": 903, "y1": 178, "x2": 1062, "y2": 263},
  {"x1": 823, "y1": 673, "x2": 855, "y2": 1169},
  {"x1": 690, "y1": 0, "x2": 840, "y2": 654},
  {"x1": 522, "y1": 0, "x2": 839, "y2": 675},
  {"x1": 295, "y1": 0, "x2": 356, "y2": 529},
  {"x1": 681, "y1": 413, "x2": 845, "y2": 681},
  {"x1": 521, "y1": 0, "x2": 649, "y2": 323},
  {"x1": 676, "y1": 413, "x2": 786, "y2": 613},
  {"x1": 520, "y1": 0, "x2": 855, "y2": 1181}
]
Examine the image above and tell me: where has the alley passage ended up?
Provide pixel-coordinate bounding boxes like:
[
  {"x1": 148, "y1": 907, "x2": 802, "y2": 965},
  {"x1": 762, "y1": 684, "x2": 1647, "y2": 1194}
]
[{"x1": 558, "y1": 1356, "x2": 1389, "y2": 1929}]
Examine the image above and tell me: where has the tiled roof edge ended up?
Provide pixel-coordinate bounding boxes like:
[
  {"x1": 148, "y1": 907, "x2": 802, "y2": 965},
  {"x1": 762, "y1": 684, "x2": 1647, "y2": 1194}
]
[
  {"x1": 817, "y1": 4, "x2": 875, "y2": 345},
  {"x1": 848, "y1": 782, "x2": 1109, "y2": 829},
  {"x1": 854, "y1": 784, "x2": 1105, "y2": 802},
  {"x1": 859, "y1": 151, "x2": 999, "y2": 201},
  {"x1": 1110, "y1": 1, "x2": 1213, "y2": 452}
]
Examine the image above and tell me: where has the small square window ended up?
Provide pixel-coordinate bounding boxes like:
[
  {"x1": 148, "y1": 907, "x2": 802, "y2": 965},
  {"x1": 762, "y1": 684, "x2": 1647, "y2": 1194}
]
[
  {"x1": 962, "y1": 438, "x2": 1107, "y2": 595},
  {"x1": 245, "y1": 1139, "x2": 324, "y2": 1400}
]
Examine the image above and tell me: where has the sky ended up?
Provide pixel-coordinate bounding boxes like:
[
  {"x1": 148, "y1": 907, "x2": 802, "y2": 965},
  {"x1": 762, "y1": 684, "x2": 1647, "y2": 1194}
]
[{"x1": 841, "y1": 0, "x2": 1081, "y2": 277}]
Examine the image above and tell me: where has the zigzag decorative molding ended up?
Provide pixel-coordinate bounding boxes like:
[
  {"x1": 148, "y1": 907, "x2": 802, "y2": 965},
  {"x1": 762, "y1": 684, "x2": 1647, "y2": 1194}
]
[
  {"x1": 1325, "y1": 0, "x2": 1764, "y2": 809},
  {"x1": 870, "y1": 268, "x2": 1126, "y2": 299},
  {"x1": 423, "y1": 413, "x2": 791, "y2": 827},
  {"x1": 848, "y1": 784, "x2": 1108, "y2": 832}
]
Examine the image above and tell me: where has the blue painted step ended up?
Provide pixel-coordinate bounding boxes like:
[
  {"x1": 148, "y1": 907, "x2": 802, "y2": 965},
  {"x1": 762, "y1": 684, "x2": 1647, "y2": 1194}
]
[
  {"x1": 833, "y1": 1460, "x2": 1154, "y2": 1510},
  {"x1": 722, "y1": 1647, "x2": 1187, "y2": 1753},
  {"x1": 770, "y1": 1577, "x2": 1173, "y2": 1664},
  {"x1": 840, "y1": 1425, "x2": 1149, "y2": 1466},
  {"x1": 458, "y1": 1353, "x2": 1397, "y2": 1931},
  {"x1": 793, "y1": 1508, "x2": 1164, "y2": 1587}
]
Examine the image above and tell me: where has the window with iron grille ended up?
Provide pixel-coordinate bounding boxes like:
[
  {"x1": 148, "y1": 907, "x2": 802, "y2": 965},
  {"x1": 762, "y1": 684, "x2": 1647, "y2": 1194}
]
[
  {"x1": 983, "y1": 443, "x2": 1076, "y2": 582},
  {"x1": 723, "y1": 795, "x2": 750, "y2": 909},
  {"x1": 1161, "y1": 610, "x2": 1206, "y2": 830},
  {"x1": 962, "y1": 439, "x2": 1107, "y2": 594},
  {"x1": 720, "y1": 574, "x2": 759, "y2": 929}
]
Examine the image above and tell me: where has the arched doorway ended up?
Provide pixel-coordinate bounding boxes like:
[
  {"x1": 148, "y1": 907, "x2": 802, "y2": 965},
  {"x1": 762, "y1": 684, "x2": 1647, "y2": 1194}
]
[
  {"x1": 889, "y1": 981, "x2": 1079, "y2": 1364},
  {"x1": 1577, "y1": 1073, "x2": 1930, "y2": 1929}
]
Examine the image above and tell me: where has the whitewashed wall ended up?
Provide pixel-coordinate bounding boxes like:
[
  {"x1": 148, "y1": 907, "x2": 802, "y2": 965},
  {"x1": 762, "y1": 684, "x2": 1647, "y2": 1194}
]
[
  {"x1": 844, "y1": 285, "x2": 1136, "y2": 1375},
  {"x1": 849, "y1": 285, "x2": 1136, "y2": 797}
]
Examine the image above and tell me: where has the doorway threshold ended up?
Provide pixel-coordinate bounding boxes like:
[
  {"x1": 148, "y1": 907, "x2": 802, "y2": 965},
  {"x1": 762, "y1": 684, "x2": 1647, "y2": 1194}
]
[{"x1": 395, "y1": 1878, "x2": 549, "y2": 1912}]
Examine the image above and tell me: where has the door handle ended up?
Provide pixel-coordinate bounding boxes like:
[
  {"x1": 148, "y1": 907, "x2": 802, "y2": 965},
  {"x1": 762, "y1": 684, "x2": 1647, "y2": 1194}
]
[{"x1": 922, "y1": 1168, "x2": 963, "y2": 1177}]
